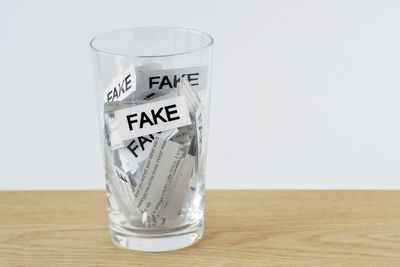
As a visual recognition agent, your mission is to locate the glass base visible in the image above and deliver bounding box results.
[109,221,203,252]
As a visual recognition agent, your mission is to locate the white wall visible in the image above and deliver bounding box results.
[1,0,400,190]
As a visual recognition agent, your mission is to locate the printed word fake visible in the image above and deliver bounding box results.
[149,73,199,90]
[126,105,180,130]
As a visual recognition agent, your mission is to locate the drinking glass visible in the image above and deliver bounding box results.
[90,27,213,251]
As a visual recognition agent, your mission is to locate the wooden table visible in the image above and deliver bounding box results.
[0,190,399,266]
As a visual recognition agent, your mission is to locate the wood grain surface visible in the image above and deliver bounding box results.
[0,190,399,266]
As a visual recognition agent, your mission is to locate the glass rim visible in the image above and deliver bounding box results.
[90,26,214,58]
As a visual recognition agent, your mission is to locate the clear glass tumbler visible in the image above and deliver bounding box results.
[90,27,213,251]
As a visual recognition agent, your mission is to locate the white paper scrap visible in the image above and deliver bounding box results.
[104,65,137,103]
[136,66,208,93]
[114,96,192,140]
[195,106,204,157]
[133,137,194,225]
[178,78,202,116]
[158,154,195,224]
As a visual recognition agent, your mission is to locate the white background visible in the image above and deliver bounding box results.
[1,0,400,190]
